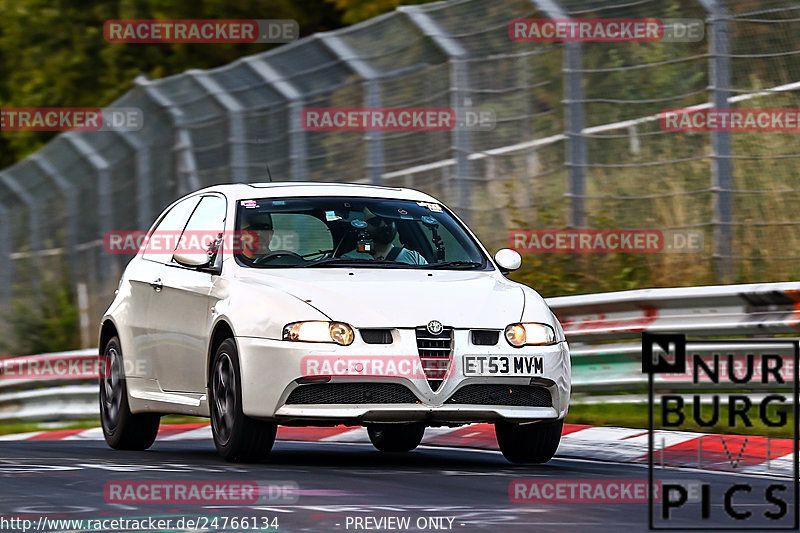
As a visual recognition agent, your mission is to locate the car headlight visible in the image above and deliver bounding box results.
[504,323,556,347]
[283,321,355,346]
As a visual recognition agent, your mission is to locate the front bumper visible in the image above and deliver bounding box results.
[235,329,571,424]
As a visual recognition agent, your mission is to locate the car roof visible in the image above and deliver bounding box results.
[192,182,441,203]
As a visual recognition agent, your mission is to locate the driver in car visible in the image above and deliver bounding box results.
[360,207,427,265]
[240,211,274,263]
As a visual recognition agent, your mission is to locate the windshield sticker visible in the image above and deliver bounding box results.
[242,200,259,209]
[325,210,342,221]
[417,202,443,212]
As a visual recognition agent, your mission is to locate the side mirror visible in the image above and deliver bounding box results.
[494,248,521,273]
[172,251,211,268]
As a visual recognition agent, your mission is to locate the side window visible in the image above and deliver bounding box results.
[143,197,201,264]
[176,196,227,263]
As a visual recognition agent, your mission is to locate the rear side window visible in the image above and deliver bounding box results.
[143,196,200,264]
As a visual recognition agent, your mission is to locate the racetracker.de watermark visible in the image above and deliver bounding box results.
[510,479,662,503]
[104,19,299,43]
[0,354,146,380]
[105,230,258,255]
[509,229,704,253]
[301,107,495,131]
[0,516,279,533]
[301,355,450,380]
[1,108,142,132]
[661,108,800,132]
[104,480,298,504]
[509,18,703,42]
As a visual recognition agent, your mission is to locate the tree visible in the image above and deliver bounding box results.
[0,0,345,168]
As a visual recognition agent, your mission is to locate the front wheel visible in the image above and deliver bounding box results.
[210,339,277,462]
[495,419,563,464]
[367,423,425,452]
[100,336,160,450]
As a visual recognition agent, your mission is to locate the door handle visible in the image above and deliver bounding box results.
[150,278,163,292]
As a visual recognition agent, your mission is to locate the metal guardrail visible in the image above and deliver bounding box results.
[1,281,797,421]
[549,282,798,402]
[0,350,99,421]
[549,281,800,341]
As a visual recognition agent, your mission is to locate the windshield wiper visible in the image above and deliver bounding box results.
[298,257,405,268]
[426,260,483,269]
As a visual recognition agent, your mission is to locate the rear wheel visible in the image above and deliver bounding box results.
[100,336,160,450]
[210,339,277,462]
[367,422,425,452]
[495,419,563,464]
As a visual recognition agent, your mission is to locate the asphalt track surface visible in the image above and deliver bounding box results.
[0,439,793,533]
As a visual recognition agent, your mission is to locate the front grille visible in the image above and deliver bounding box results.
[360,329,393,344]
[415,326,452,391]
[471,330,499,345]
[285,383,419,405]
[445,385,552,407]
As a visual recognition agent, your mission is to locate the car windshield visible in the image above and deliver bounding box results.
[234,196,489,269]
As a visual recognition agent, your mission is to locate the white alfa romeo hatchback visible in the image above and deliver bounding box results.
[99,182,571,463]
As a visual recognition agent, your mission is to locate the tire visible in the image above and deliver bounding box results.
[495,419,563,464]
[100,336,160,450]
[209,339,277,462]
[367,422,425,452]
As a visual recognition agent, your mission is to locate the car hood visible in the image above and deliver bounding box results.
[235,268,529,329]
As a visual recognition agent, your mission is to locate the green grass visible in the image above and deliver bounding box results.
[567,402,794,439]
[0,419,97,436]
[0,415,209,436]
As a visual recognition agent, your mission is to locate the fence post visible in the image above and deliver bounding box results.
[134,75,201,195]
[452,59,472,220]
[0,171,41,291]
[531,0,586,228]
[564,41,587,228]
[187,70,249,183]
[77,282,91,349]
[243,57,307,181]
[319,33,385,185]
[111,131,152,232]
[401,6,472,222]
[699,0,733,281]
[29,154,80,280]
[64,134,113,286]
[0,201,11,303]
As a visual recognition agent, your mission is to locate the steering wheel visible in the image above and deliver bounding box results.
[252,251,305,265]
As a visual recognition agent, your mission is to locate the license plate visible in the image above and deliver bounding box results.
[463,355,543,376]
